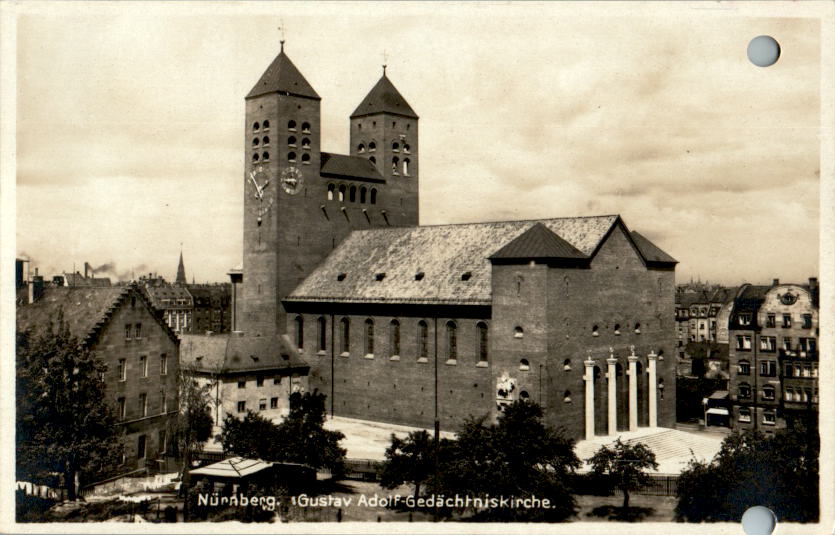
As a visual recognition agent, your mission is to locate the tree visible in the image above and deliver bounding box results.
[378,430,434,500]
[220,410,280,460]
[675,424,819,522]
[16,319,123,500]
[272,390,346,474]
[432,400,580,521]
[171,363,214,519]
[220,390,346,475]
[589,438,658,509]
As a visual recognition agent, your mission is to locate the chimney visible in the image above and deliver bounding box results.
[84,262,90,279]
[772,278,780,286]
[809,277,818,291]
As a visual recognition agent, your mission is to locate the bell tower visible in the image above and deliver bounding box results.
[240,42,322,337]
[349,67,419,226]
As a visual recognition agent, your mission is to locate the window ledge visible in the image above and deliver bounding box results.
[364,354,375,360]
[340,352,350,358]
[519,366,531,372]
[476,361,488,368]
[389,355,400,361]
[417,357,429,364]
[317,350,327,356]
[445,359,457,366]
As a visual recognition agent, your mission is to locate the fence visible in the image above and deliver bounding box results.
[634,474,679,496]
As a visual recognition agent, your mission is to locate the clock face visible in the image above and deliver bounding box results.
[281,166,304,195]
[248,165,274,220]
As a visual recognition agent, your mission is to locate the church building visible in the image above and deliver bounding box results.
[229,44,678,440]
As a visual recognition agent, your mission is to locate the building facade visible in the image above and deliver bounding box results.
[728,279,819,432]
[16,284,180,473]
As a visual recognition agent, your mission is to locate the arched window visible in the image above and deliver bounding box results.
[287,119,296,130]
[738,407,751,423]
[614,323,621,335]
[288,136,297,147]
[369,156,376,164]
[368,141,376,152]
[519,359,530,371]
[592,325,599,336]
[252,138,260,147]
[301,153,310,164]
[262,120,270,131]
[418,320,429,360]
[360,187,367,203]
[762,385,775,401]
[349,185,357,202]
[563,390,572,403]
[358,143,366,153]
[477,322,488,363]
[446,321,457,360]
[295,316,304,349]
[563,358,571,371]
[288,152,297,162]
[301,138,310,149]
[253,122,260,131]
[738,382,751,399]
[392,156,399,174]
[317,317,326,352]
[262,136,270,146]
[390,320,401,357]
[403,158,410,176]
[403,143,410,153]
[338,184,346,202]
[520,391,530,400]
[301,122,311,133]
[392,141,399,151]
[370,189,377,204]
[252,153,259,162]
[339,318,350,354]
[514,326,524,338]
[364,319,375,356]
[738,360,750,375]
[262,152,269,161]
[634,322,641,333]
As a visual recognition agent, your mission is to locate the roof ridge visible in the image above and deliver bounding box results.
[348,214,619,233]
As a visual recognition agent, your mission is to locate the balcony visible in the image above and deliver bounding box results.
[779,349,818,360]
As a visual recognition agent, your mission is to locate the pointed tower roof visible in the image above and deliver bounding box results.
[176,251,187,285]
[490,223,587,261]
[351,73,418,119]
[246,47,320,100]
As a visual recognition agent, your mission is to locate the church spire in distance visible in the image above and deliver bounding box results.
[176,249,186,285]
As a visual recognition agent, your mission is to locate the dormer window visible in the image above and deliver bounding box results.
[375,272,386,281]
[415,272,424,281]
[461,271,472,281]
[337,273,347,281]
[301,122,311,133]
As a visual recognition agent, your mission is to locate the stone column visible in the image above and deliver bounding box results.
[628,352,639,431]
[648,351,658,428]
[607,351,618,436]
[584,357,596,440]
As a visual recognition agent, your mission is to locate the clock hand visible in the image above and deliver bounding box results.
[248,175,264,198]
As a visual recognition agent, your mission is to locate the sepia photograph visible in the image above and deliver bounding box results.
[1,1,831,532]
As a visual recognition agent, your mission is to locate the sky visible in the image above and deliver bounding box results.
[11,3,821,286]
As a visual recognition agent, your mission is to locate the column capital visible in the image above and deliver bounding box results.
[584,358,596,368]
[606,357,618,366]
[648,350,658,361]
[628,355,639,363]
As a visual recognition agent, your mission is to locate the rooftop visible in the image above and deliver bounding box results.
[180,333,308,375]
[350,73,417,119]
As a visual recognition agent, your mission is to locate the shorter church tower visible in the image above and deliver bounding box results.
[350,68,419,225]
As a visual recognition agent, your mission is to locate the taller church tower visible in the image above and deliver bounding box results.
[239,46,418,337]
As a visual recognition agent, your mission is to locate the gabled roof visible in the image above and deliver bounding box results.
[490,222,586,261]
[320,153,384,181]
[180,333,308,375]
[287,216,618,305]
[246,50,320,100]
[16,284,179,347]
[63,272,112,287]
[351,74,417,119]
[630,231,678,265]
[190,457,273,479]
